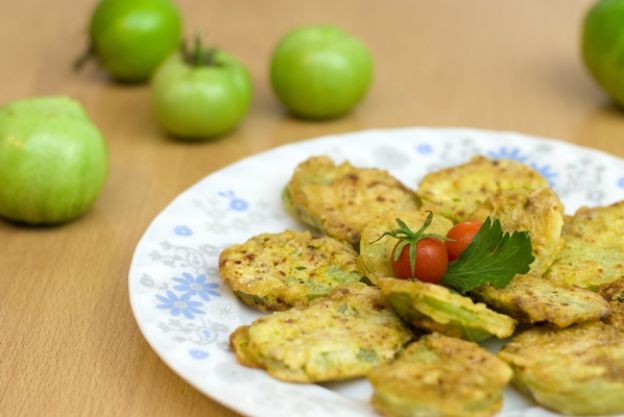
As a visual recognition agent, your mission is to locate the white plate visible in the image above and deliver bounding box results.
[129,127,624,417]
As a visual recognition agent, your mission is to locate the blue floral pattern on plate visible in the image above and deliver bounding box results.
[415,143,433,155]
[174,225,193,236]
[129,127,624,417]
[156,291,204,319]
[172,273,220,301]
[218,190,249,211]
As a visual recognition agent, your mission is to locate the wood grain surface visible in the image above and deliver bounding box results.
[1,1,622,416]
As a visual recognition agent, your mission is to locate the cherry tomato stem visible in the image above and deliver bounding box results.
[379,213,450,284]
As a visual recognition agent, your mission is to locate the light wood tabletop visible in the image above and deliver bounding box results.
[1,0,623,416]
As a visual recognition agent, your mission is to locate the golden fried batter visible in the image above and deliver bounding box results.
[358,210,453,284]
[229,326,260,368]
[476,273,610,328]
[230,283,413,382]
[368,333,512,417]
[219,229,362,312]
[284,156,420,245]
[545,200,624,289]
[598,277,624,330]
[469,188,613,328]
[417,156,549,222]
[499,322,624,416]
[469,187,564,277]
[378,277,516,341]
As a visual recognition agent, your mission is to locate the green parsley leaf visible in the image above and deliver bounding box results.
[441,217,534,294]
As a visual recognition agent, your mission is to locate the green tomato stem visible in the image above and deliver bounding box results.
[181,35,221,67]
[73,42,96,71]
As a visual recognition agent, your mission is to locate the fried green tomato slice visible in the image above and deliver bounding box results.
[416,156,549,222]
[476,273,610,328]
[598,277,624,330]
[358,210,453,284]
[229,282,413,382]
[499,322,624,416]
[377,277,515,341]
[283,156,420,245]
[545,200,624,289]
[219,229,362,312]
[469,187,564,277]
[229,326,261,368]
[368,333,512,417]
[469,189,610,327]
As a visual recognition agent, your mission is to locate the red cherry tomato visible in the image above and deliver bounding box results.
[391,238,448,283]
[445,221,483,261]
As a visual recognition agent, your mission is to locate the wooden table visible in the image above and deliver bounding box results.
[1,0,621,416]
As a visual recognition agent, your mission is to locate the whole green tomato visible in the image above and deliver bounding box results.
[582,0,624,106]
[79,0,182,82]
[151,41,252,139]
[0,97,108,225]
[270,25,373,119]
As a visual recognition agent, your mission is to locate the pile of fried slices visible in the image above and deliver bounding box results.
[218,155,624,417]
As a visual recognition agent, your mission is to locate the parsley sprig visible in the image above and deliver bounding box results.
[442,217,534,294]
[372,211,449,277]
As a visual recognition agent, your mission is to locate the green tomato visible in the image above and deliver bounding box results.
[0,97,108,225]
[270,25,373,119]
[582,0,624,106]
[151,43,252,139]
[85,0,182,82]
